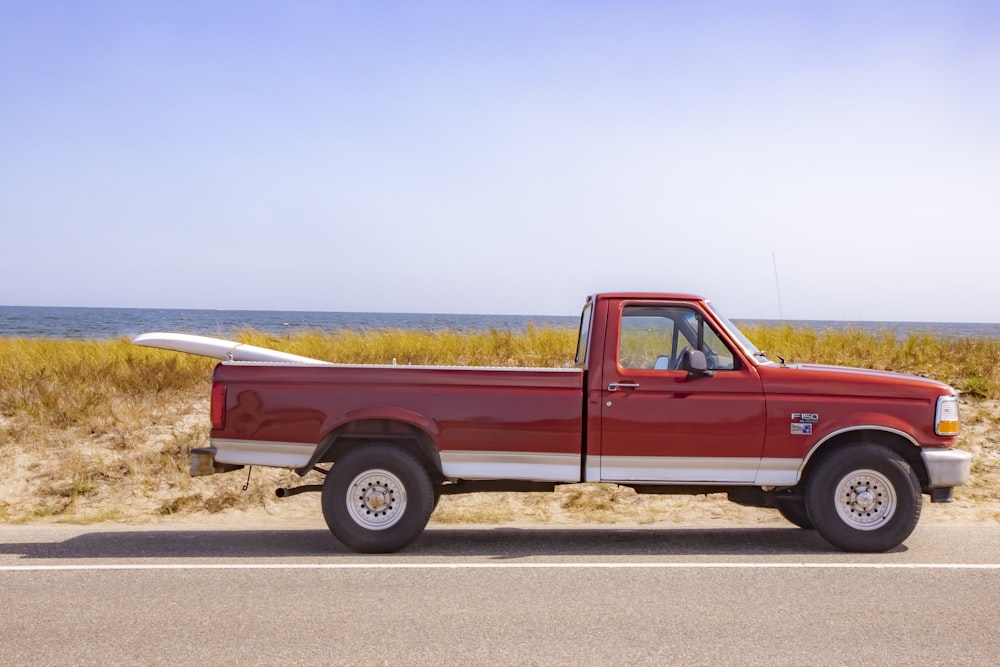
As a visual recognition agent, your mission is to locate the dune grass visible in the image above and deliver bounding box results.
[0,324,997,523]
[0,338,213,425]
[237,324,578,368]
[743,325,1000,398]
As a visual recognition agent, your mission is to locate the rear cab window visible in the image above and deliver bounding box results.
[574,300,593,367]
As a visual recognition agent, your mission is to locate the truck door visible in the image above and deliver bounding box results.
[599,301,766,483]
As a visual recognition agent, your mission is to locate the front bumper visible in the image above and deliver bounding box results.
[921,447,973,489]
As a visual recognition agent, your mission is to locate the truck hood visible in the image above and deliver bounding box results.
[756,362,954,400]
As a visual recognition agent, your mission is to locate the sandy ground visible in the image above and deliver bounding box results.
[1,397,997,530]
[132,484,998,532]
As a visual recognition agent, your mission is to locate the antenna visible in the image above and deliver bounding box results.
[772,252,784,322]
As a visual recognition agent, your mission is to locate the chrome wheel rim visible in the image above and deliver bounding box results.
[346,469,406,531]
[834,469,896,531]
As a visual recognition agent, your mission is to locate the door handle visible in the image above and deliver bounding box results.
[608,382,640,392]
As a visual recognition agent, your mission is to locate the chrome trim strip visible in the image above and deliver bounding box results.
[811,425,920,452]
[754,458,803,486]
[599,456,760,483]
[211,438,317,468]
[921,448,972,488]
[440,451,581,482]
[800,425,921,474]
[443,453,806,486]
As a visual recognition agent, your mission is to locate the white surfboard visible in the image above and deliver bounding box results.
[131,332,331,364]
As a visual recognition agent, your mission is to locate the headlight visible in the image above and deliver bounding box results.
[935,395,960,436]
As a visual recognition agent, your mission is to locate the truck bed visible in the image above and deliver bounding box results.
[211,362,586,482]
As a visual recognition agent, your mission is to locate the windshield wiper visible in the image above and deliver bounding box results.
[756,351,786,365]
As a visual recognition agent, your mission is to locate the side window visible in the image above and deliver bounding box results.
[700,319,737,370]
[619,308,677,369]
[619,305,737,371]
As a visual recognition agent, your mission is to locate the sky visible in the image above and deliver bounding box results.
[1,1,998,322]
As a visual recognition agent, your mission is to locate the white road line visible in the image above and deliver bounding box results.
[1,562,999,572]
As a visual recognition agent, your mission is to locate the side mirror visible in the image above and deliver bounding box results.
[679,349,715,377]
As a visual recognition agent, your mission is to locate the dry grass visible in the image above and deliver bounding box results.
[238,324,578,367]
[0,326,998,526]
[745,325,1000,398]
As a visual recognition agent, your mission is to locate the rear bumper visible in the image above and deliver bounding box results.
[921,447,972,489]
[189,447,242,477]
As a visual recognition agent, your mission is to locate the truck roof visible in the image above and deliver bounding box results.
[593,292,706,302]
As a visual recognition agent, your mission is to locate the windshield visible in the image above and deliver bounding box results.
[707,302,771,363]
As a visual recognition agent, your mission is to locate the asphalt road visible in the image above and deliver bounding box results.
[1,523,998,666]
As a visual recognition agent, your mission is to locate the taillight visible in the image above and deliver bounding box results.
[935,395,960,436]
[211,383,226,430]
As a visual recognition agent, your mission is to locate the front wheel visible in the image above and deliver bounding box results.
[322,444,434,553]
[775,494,813,530]
[805,443,921,552]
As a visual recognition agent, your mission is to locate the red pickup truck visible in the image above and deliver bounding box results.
[135,292,971,554]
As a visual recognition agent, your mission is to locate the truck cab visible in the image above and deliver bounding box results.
[581,293,969,551]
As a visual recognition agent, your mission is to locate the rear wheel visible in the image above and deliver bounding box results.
[805,443,921,552]
[322,444,434,553]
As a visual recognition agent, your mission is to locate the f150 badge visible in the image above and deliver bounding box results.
[791,412,819,435]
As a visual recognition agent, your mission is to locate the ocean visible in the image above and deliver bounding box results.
[0,305,579,340]
[1,305,999,340]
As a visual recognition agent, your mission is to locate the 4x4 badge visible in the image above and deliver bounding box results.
[790,412,818,436]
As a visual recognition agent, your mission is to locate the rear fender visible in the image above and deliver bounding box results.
[298,408,442,480]
[328,406,441,439]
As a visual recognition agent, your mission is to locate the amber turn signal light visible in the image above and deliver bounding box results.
[935,395,960,436]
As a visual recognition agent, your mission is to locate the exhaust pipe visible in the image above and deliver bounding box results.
[275,484,323,498]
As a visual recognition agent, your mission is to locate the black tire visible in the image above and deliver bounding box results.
[776,494,813,530]
[322,444,434,553]
[805,443,921,553]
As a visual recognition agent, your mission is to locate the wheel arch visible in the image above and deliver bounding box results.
[297,417,444,484]
[799,427,929,489]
